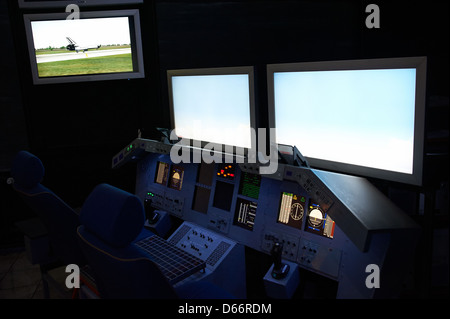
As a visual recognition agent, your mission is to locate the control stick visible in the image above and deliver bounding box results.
[271,242,290,279]
[144,198,160,224]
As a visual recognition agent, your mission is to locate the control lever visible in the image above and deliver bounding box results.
[144,198,160,224]
[271,242,290,280]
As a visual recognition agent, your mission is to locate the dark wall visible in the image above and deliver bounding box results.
[0,0,28,171]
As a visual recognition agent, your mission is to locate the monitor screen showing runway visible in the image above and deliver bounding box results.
[30,17,134,77]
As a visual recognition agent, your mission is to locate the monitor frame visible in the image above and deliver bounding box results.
[23,9,145,85]
[167,66,257,158]
[267,57,427,186]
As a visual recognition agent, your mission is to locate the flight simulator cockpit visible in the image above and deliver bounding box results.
[111,57,425,299]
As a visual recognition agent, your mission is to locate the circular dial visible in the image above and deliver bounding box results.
[290,203,304,221]
[308,208,324,228]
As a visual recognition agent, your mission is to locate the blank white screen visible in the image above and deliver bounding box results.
[172,74,252,148]
[274,68,416,174]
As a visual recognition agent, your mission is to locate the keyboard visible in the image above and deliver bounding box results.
[135,235,206,285]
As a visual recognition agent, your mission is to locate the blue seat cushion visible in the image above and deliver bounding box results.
[11,151,45,189]
[80,183,145,248]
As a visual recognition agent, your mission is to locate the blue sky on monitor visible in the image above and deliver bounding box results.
[31,17,131,49]
[274,68,416,174]
[172,74,252,149]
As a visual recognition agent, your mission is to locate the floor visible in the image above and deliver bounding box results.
[0,248,69,299]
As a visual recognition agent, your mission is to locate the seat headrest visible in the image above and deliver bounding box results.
[80,183,145,248]
[11,151,45,189]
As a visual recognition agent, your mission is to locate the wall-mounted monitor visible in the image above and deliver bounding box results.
[23,9,145,84]
[167,66,256,153]
[267,57,427,185]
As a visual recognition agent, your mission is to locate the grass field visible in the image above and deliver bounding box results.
[37,53,133,77]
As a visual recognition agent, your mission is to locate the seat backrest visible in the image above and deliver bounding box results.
[11,150,85,266]
[77,183,178,299]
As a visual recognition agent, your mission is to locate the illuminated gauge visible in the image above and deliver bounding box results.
[290,203,304,221]
[308,208,324,228]
[172,172,181,181]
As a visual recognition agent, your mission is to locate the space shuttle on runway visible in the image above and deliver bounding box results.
[66,37,101,53]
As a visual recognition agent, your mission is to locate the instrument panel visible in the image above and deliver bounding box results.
[123,139,419,298]
[136,153,346,281]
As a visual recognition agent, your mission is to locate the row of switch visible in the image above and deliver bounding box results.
[190,229,214,242]
[179,243,207,255]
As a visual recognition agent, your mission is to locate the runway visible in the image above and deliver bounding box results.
[36,48,131,63]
